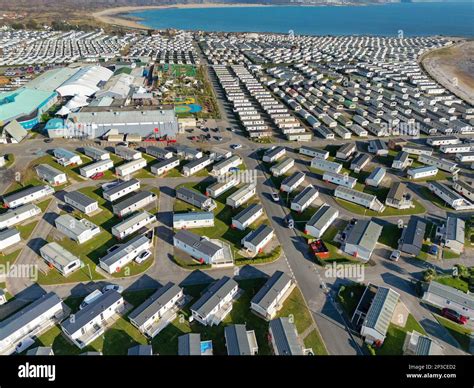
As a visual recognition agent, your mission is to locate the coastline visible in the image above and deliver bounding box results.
[93,3,272,30]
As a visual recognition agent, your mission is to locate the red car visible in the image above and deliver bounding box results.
[91,172,104,180]
[441,308,468,324]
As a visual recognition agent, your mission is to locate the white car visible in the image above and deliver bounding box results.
[102,284,124,294]
[231,144,242,150]
[389,250,401,262]
[79,289,103,310]
[271,192,280,202]
[135,250,152,264]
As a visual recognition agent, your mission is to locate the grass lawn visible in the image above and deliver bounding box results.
[378,223,403,250]
[435,314,472,353]
[0,249,21,266]
[435,276,469,293]
[442,248,461,259]
[374,314,426,356]
[0,282,13,300]
[337,282,366,317]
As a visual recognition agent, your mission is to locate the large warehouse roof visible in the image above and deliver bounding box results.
[56,65,113,97]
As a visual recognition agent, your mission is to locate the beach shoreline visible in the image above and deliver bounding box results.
[93,3,272,30]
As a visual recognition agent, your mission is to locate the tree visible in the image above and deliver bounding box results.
[423,268,436,282]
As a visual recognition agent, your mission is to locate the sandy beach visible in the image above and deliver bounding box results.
[93,3,271,30]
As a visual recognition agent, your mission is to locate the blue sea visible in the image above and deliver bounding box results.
[130,2,474,37]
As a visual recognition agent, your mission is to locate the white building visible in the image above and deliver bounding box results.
[0,204,41,230]
[39,242,82,277]
[311,158,343,173]
[182,157,213,177]
[365,167,386,188]
[0,228,21,251]
[418,154,459,174]
[422,281,473,319]
[280,171,305,193]
[323,171,357,189]
[114,146,142,161]
[129,283,184,338]
[52,148,82,166]
[79,159,114,178]
[211,155,242,176]
[290,185,319,213]
[250,271,295,320]
[55,214,101,244]
[61,291,125,349]
[83,146,110,161]
[103,179,140,202]
[2,185,54,208]
[299,146,328,160]
[99,235,151,274]
[150,157,180,176]
[270,157,294,177]
[63,191,99,215]
[35,164,67,186]
[231,204,264,231]
[112,191,157,218]
[453,180,474,202]
[226,184,256,208]
[173,230,225,265]
[112,211,156,240]
[0,293,66,355]
[146,146,174,160]
[305,204,339,238]
[241,225,274,255]
[334,186,385,212]
[190,276,239,326]
[173,212,214,229]
[392,151,412,170]
[428,182,471,210]
[115,158,147,178]
[206,176,239,198]
[263,146,286,163]
[407,165,439,180]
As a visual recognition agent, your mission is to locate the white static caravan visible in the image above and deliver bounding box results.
[52,148,82,167]
[206,176,239,199]
[83,146,110,161]
[0,228,21,251]
[365,167,386,188]
[290,185,319,213]
[211,155,242,176]
[418,154,459,174]
[440,144,472,154]
[173,212,215,229]
[241,225,274,255]
[182,157,213,177]
[111,211,156,240]
[280,172,305,193]
[428,182,470,210]
[311,158,343,174]
[55,214,101,244]
[115,158,147,178]
[231,204,264,231]
[323,171,357,189]
[304,204,339,238]
[226,184,256,208]
[39,242,81,277]
[146,146,174,160]
[453,180,474,202]
[0,204,41,230]
[103,179,140,202]
[80,159,114,178]
[63,191,98,215]
[270,157,294,177]
[427,136,460,146]
[151,157,180,176]
[299,146,329,160]
[407,166,439,180]
[99,235,151,274]
[263,146,286,163]
[456,152,474,163]
[334,186,385,212]
[114,146,142,161]
[2,185,55,209]
[35,164,67,186]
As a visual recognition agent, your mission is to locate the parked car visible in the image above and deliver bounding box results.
[135,250,152,264]
[91,172,104,180]
[441,308,468,325]
[79,290,103,310]
[428,245,439,255]
[102,284,124,294]
[15,337,35,354]
[44,138,54,143]
[389,250,401,262]
[231,144,242,150]
[117,141,129,147]
[214,136,223,141]
[271,192,280,202]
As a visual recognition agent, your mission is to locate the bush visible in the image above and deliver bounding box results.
[235,246,282,266]
[423,268,436,282]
